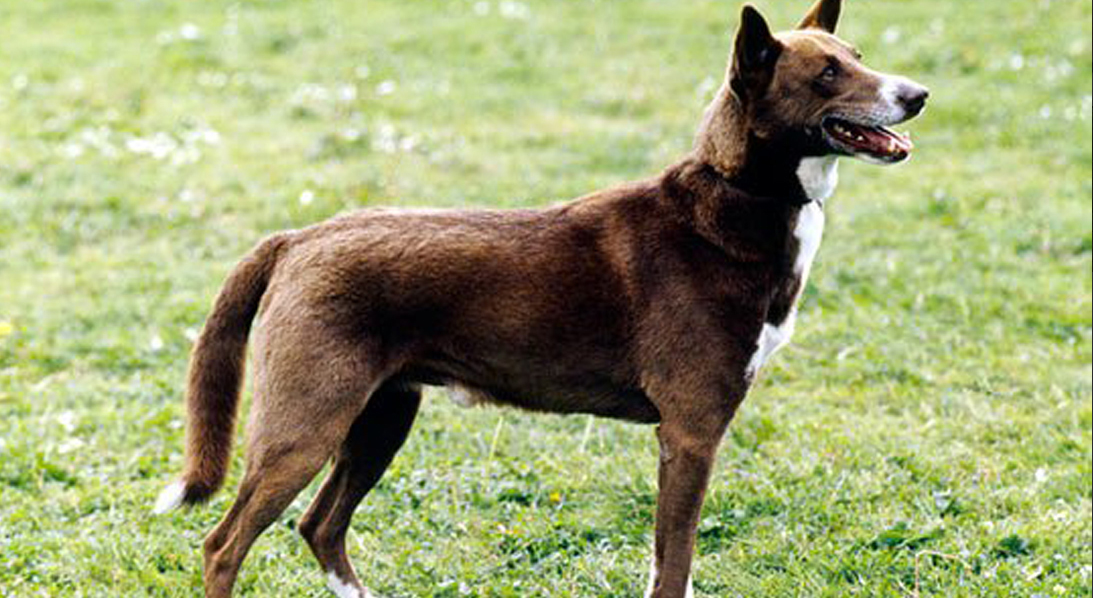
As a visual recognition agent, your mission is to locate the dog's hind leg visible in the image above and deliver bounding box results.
[201,419,338,597]
[201,342,387,598]
[298,381,422,598]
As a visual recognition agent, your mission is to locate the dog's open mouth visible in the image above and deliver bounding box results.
[822,117,912,163]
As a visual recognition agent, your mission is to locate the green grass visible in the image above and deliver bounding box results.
[0,0,1089,596]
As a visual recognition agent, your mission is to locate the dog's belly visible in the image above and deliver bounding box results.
[449,382,660,423]
[397,363,660,423]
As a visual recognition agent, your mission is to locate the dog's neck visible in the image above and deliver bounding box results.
[692,85,827,204]
[692,86,750,180]
[695,86,747,176]
[658,83,841,256]
[660,157,799,261]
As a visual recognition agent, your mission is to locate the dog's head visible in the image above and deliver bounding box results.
[728,0,928,164]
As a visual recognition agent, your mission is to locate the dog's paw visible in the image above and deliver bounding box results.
[326,571,383,598]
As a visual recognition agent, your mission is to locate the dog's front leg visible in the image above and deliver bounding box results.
[645,418,728,598]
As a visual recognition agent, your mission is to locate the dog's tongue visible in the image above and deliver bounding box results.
[828,119,913,161]
[859,124,912,157]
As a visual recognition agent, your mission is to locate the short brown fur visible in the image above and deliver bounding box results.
[161,1,928,596]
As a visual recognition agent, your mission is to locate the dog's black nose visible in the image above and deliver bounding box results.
[899,85,929,117]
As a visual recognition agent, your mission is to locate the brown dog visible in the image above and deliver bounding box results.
[155,1,927,596]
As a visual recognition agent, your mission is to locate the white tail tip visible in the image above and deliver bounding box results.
[153,480,186,514]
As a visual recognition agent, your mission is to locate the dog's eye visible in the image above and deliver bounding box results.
[819,66,839,81]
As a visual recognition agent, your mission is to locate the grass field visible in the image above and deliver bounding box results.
[1,0,1090,596]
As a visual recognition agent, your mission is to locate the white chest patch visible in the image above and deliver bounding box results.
[796,156,838,203]
[747,164,831,379]
[746,314,796,379]
[793,201,825,280]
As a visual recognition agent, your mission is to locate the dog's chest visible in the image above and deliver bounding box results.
[786,157,834,293]
[745,159,833,378]
[790,157,835,287]
[791,200,825,282]
[796,156,838,204]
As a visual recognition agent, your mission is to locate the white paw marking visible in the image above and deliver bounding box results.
[644,555,693,598]
[326,571,367,598]
[153,480,186,514]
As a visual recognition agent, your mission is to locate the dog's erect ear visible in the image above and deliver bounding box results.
[730,5,781,101]
[797,0,841,33]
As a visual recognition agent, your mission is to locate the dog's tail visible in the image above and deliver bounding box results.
[154,233,291,514]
